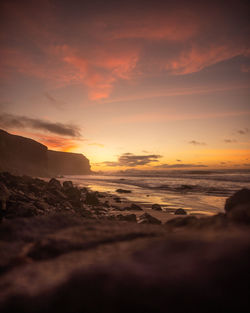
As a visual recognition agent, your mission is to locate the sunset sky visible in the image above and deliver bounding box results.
[0,0,250,171]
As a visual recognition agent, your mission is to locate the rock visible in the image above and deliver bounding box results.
[114,197,121,203]
[152,204,162,211]
[48,178,62,189]
[225,189,250,213]
[165,216,198,228]
[112,206,125,211]
[80,187,88,193]
[54,189,68,200]
[63,181,74,189]
[117,214,137,222]
[64,187,81,207]
[179,185,194,191]
[84,192,99,206]
[138,213,161,224]
[0,182,10,211]
[6,202,38,218]
[129,203,143,211]
[224,189,250,224]
[116,189,132,194]
[175,208,187,215]
[103,201,110,208]
[28,183,44,194]
[35,200,50,211]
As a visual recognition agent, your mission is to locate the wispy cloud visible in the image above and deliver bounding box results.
[224,139,238,143]
[189,140,207,146]
[154,163,208,168]
[237,128,249,135]
[44,92,65,109]
[0,113,81,137]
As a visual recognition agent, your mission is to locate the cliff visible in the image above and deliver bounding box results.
[0,129,48,176]
[0,129,91,176]
[48,150,91,176]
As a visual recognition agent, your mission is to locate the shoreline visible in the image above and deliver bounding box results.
[52,176,216,223]
[53,175,228,217]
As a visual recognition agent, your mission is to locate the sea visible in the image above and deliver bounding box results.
[63,170,250,216]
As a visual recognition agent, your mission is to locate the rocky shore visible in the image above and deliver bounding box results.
[0,172,250,313]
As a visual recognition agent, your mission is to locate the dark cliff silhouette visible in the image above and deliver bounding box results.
[0,129,91,176]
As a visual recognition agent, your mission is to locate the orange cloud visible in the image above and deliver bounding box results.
[38,135,79,152]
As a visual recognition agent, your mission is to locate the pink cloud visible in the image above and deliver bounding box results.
[166,45,249,75]
[1,0,249,100]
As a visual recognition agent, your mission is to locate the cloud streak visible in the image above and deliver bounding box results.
[154,163,208,168]
[224,139,238,143]
[0,113,81,137]
[189,140,207,146]
[237,128,249,135]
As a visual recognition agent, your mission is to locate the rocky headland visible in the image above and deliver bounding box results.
[0,172,250,313]
[0,129,91,176]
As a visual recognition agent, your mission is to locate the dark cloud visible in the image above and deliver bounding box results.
[44,92,64,109]
[0,113,81,137]
[176,159,182,162]
[100,153,162,167]
[189,140,207,146]
[224,139,238,143]
[118,153,162,166]
[237,128,249,135]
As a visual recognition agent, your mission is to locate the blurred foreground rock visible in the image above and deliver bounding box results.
[0,173,249,313]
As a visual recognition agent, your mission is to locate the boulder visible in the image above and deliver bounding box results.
[129,203,143,211]
[165,216,198,228]
[114,197,121,203]
[116,189,132,194]
[225,189,250,213]
[175,208,187,215]
[138,213,161,224]
[63,181,74,189]
[64,187,82,208]
[0,182,10,211]
[48,178,61,190]
[225,189,250,224]
[6,202,38,218]
[84,192,99,206]
[116,214,137,222]
[152,204,162,211]
[103,201,110,208]
[35,200,50,211]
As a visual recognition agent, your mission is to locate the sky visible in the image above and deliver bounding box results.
[0,0,250,172]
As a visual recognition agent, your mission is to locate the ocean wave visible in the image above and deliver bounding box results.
[69,176,239,196]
